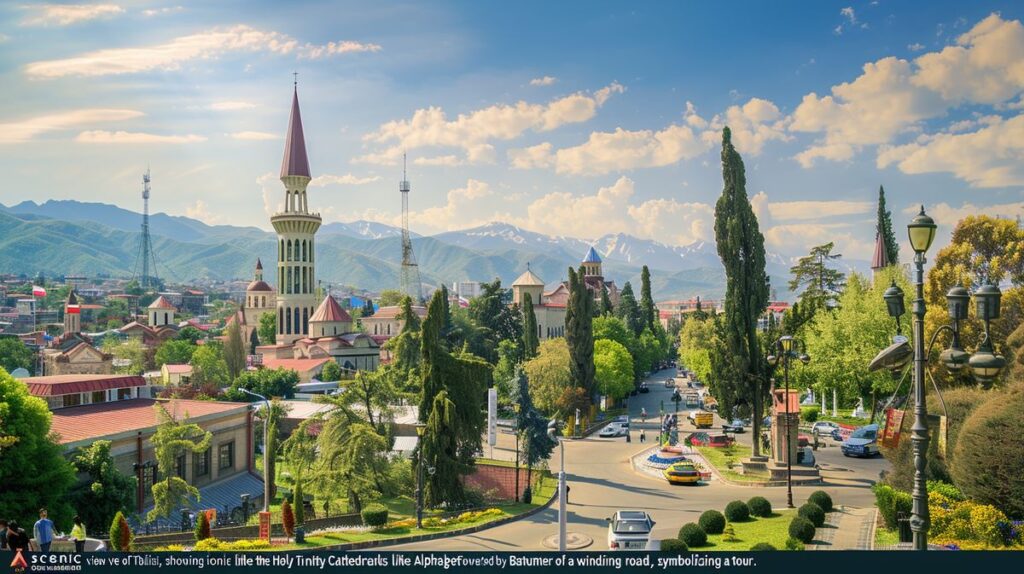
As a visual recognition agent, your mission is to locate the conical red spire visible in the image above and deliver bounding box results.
[871,232,889,270]
[280,86,311,178]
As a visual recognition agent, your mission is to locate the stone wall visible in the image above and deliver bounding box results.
[464,463,542,501]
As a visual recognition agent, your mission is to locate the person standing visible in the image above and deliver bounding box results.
[0,519,9,550]
[640,429,646,443]
[70,516,86,553]
[6,521,29,552]
[33,509,54,553]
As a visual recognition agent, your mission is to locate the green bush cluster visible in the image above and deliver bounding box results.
[801,407,819,423]
[193,538,271,551]
[698,510,726,534]
[808,491,833,513]
[678,523,707,547]
[750,542,777,551]
[788,517,815,544]
[747,496,772,518]
[724,500,750,522]
[929,492,1011,548]
[927,481,965,501]
[360,504,389,528]
[659,538,688,552]
[798,503,825,527]
[873,484,912,529]
[784,537,805,551]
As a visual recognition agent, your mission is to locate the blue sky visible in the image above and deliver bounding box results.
[1,0,1023,261]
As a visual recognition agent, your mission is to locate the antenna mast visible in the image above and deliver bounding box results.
[399,154,423,303]
[132,168,160,290]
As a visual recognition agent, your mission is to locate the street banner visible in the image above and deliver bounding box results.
[258,511,270,541]
[837,423,856,441]
[881,409,905,448]
[487,387,497,447]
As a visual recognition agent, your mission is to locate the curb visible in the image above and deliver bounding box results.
[313,482,559,551]
[629,445,822,488]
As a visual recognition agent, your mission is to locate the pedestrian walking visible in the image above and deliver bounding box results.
[6,521,29,552]
[70,516,87,553]
[640,429,646,443]
[641,407,647,422]
[33,508,54,553]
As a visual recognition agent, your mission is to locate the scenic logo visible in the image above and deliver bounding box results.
[9,549,27,573]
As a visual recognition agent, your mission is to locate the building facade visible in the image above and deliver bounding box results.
[511,267,566,340]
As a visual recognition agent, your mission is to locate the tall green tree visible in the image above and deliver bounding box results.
[223,320,247,382]
[594,339,634,400]
[788,242,847,312]
[523,338,572,414]
[876,186,899,266]
[258,312,277,346]
[640,265,656,331]
[154,339,196,368]
[522,292,539,360]
[714,127,770,455]
[147,403,212,522]
[600,285,614,316]
[615,281,643,335]
[565,267,596,398]
[379,289,404,307]
[0,370,76,528]
[68,441,137,536]
[0,338,33,374]
[512,368,556,500]
[176,326,205,344]
[468,279,523,361]
[190,344,228,387]
[223,367,299,401]
[103,338,148,375]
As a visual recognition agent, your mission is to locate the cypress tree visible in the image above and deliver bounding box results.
[640,265,656,331]
[615,282,643,336]
[713,127,770,456]
[877,186,899,266]
[522,292,539,359]
[600,285,614,316]
[565,267,596,398]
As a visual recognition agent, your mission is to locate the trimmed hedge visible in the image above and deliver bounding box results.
[660,538,688,552]
[750,542,777,551]
[698,510,726,535]
[747,496,772,518]
[798,503,826,527]
[788,516,816,544]
[808,490,833,513]
[724,500,751,522]
[678,523,707,547]
[360,504,389,527]
[873,484,912,529]
[801,407,819,423]
[785,537,805,551]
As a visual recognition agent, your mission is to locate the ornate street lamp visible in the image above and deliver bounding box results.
[969,283,1006,385]
[415,423,426,529]
[766,336,809,509]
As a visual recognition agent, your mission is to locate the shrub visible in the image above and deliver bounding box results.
[798,503,826,527]
[522,486,532,504]
[678,523,707,547]
[660,538,688,552]
[788,517,815,544]
[951,385,1024,519]
[927,481,965,501]
[784,537,805,551]
[721,524,737,542]
[808,490,833,513]
[193,510,211,542]
[750,542,777,551]
[747,496,772,518]
[873,484,912,529]
[360,503,389,528]
[108,511,133,552]
[698,510,726,534]
[154,544,185,551]
[724,500,750,522]
[292,481,304,526]
[281,499,295,538]
[801,407,819,423]
[929,495,1010,547]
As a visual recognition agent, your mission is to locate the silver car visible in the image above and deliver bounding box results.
[607,510,655,550]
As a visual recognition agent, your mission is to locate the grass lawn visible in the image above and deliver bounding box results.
[697,510,797,551]
[815,410,873,428]
[874,526,899,548]
[695,445,770,483]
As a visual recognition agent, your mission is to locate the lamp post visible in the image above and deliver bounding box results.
[547,419,566,552]
[415,423,426,529]
[513,404,521,503]
[879,206,1005,551]
[767,335,810,509]
[240,388,271,512]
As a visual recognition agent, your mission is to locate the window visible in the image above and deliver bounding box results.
[174,453,187,479]
[141,464,156,495]
[286,240,292,261]
[118,387,133,400]
[91,390,106,404]
[62,394,82,408]
[194,450,210,478]
[218,442,234,470]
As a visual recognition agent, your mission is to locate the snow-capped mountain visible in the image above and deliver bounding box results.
[319,220,412,239]
[433,221,591,258]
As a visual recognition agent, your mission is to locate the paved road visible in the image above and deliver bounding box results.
[388,368,888,551]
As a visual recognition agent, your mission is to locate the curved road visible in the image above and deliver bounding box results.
[388,369,888,551]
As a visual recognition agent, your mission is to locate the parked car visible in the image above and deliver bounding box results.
[607,511,656,550]
[687,432,735,448]
[810,421,842,441]
[702,396,719,411]
[662,462,701,485]
[664,378,676,388]
[722,419,747,433]
[600,422,629,438]
[687,410,713,429]
[612,415,630,425]
[841,424,880,457]
[639,382,650,393]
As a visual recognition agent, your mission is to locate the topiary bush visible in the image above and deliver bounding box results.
[927,480,965,501]
[951,384,1024,519]
[788,516,815,544]
[721,524,737,542]
[784,537,805,551]
[724,500,751,522]
[193,510,211,542]
[678,523,707,547]
[808,490,833,513]
[747,496,772,517]
[750,542,777,551]
[360,503,389,528]
[108,511,133,552]
[281,499,295,538]
[798,503,826,527]
[660,538,688,552]
[801,407,819,423]
[873,484,912,529]
[698,510,726,534]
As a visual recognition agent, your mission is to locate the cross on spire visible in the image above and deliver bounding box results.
[293,71,298,87]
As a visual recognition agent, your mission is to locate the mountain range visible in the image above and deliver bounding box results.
[0,200,870,301]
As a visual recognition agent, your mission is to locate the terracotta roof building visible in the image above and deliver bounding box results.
[22,373,148,410]
[511,265,567,340]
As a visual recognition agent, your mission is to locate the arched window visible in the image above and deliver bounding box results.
[387,323,391,335]
[286,267,292,294]
[302,268,307,294]
[286,307,292,335]
[293,267,300,294]
[279,307,284,334]
[279,239,284,261]
[286,240,292,262]
[302,307,308,335]
[294,240,300,261]
[302,240,307,262]
[374,324,378,335]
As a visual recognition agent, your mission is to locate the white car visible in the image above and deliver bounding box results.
[607,510,655,550]
[810,421,841,440]
[599,422,629,438]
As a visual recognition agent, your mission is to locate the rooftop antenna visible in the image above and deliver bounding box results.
[399,153,424,304]
[131,167,160,291]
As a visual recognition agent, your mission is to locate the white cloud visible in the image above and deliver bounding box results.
[530,76,557,87]
[876,113,1024,187]
[553,124,708,175]
[508,143,555,169]
[701,97,790,156]
[765,199,873,221]
[309,173,381,186]
[751,191,876,258]
[0,108,142,143]
[413,155,463,167]
[24,25,380,78]
[841,7,857,25]
[75,130,206,144]
[185,200,222,224]
[902,201,1024,226]
[354,83,625,166]
[21,3,124,26]
[142,6,184,17]
[408,179,495,232]
[209,101,257,111]
[908,42,925,52]
[229,131,280,140]
[301,40,382,59]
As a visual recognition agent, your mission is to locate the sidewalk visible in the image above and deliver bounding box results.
[808,506,876,550]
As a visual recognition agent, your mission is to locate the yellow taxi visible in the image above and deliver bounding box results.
[662,462,701,485]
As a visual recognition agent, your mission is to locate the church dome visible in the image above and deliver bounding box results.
[247,280,274,292]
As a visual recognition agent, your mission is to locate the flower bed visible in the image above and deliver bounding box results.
[646,453,689,468]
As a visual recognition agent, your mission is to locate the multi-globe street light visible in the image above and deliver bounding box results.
[767,335,810,510]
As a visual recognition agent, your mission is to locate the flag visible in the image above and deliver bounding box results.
[66,303,81,314]
[32,285,46,297]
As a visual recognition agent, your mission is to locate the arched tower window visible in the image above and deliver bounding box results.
[286,240,292,262]
[286,267,292,295]
[300,307,307,335]
[279,239,284,261]
[302,240,307,262]
[279,307,284,334]
[261,296,266,307]
[294,240,300,261]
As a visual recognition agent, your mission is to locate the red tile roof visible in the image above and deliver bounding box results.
[368,305,427,320]
[148,295,176,310]
[162,364,193,375]
[261,357,330,373]
[49,398,250,445]
[247,280,273,292]
[22,374,145,397]
[310,295,351,323]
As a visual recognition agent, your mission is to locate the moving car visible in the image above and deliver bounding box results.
[662,462,701,485]
[702,396,718,411]
[722,419,747,433]
[664,378,676,388]
[639,382,650,393]
[607,511,656,550]
[599,422,629,438]
[841,424,880,457]
[810,421,842,441]
[687,432,735,448]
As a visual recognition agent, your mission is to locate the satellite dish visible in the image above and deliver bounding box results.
[10,368,30,379]
[868,340,913,373]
